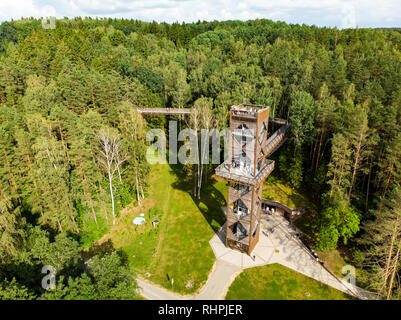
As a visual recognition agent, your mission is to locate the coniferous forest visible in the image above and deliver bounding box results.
[0,17,401,299]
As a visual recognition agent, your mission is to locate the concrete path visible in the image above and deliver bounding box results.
[259,213,371,298]
[137,278,188,300]
[138,260,241,300]
[137,212,378,300]
[194,259,242,300]
[209,213,376,299]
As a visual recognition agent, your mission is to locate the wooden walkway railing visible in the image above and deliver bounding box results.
[261,199,305,222]
[137,107,290,126]
[137,107,191,115]
[137,107,290,155]
[264,122,291,157]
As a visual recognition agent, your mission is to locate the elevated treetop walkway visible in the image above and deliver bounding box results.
[136,108,290,151]
[137,106,288,122]
[136,107,191,115]
[136,107,289,125]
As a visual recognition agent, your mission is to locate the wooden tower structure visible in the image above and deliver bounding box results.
[215,104,279,254]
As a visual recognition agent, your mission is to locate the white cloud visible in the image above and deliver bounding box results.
[0,0,400,28]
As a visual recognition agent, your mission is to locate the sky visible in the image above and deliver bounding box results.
[0,0,400,29]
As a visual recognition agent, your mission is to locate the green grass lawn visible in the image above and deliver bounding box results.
[263,177,312,209]
[92,164,354,298]
[263,176,320,242]
[102,163,227,294]
[225,263,352,300]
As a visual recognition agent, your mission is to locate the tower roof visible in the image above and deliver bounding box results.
[231,104,270,120]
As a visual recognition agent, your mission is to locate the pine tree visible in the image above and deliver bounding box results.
[358,187,401,299]
[346,101,374,199]
[0,188,23,260]
[118,102,149,205]
[311,83,337,175]
[27,115,78,233]
[327,133,352,199]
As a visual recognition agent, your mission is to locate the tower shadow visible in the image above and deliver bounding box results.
[169,163,226,234]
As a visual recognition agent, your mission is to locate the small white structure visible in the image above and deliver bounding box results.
[133,217,145,225]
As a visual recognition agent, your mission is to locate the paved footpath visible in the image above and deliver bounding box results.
[137,259,241,300]
[137,278,186,300]
[194,259,242,300]
[258,214,378,300]
[137,212,379,300]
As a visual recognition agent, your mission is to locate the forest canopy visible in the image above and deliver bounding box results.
[0,17,401,299]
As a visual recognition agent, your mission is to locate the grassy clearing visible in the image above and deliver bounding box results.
[90,164,353,298]
[263,176,312,209]
[263,176,319,241]
[93,163,227,294]
[225,263,352,300]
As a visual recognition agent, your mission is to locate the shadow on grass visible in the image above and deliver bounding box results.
[83,238,131,268]
[83,238,115,260]
[169,162,226,234]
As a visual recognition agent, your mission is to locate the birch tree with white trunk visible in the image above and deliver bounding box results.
[188,105,201,197]
[189,97,214,199]
[98,128,128,225]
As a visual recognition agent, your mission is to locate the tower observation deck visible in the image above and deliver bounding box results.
[215,104,290,254]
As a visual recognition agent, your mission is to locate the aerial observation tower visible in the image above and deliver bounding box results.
[215,104,288,255]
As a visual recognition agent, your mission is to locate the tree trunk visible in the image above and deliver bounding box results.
[337,160,345,192]
[140,183,144,199]
[315,122,326,175]
[329,162,339,200]
[374,146,385,189]
[135,171,140,205]
[57,218,63,233]
[3,148,20,204]
[382,216,398,295]
[108,172,115,224]
[311,134,318,167]
[386,242,400,300]
[80,159,97,225]
[58,122,70,162]
[70,213,80,233]
[365,156,373,211]
[382,162,394,200]
[348,135,362,199]
[90,82,96,109]
[25,153,43,217]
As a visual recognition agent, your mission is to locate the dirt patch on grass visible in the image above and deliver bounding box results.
[317,245,355,279]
